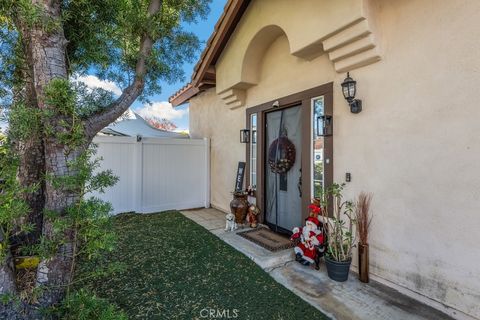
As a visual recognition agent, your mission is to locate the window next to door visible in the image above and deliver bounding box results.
[250,113,257,191]
[311,95,333,200]
[312,96,324,198]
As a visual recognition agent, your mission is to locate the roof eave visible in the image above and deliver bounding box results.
[169,83,200,107]
[169,0,250,107]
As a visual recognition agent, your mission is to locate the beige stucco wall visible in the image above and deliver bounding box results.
[189,0,480,318]
[189,90,246,212]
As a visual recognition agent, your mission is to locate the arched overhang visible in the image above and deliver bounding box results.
[215,0,382,109]
[241,25,291,86]
[169,0,382,108]
[218,25,292,108]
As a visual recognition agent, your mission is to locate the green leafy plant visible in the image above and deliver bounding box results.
[319,183,357,262]
[29,146,119,287]
[53,289,127,320]
[0,134,35,263]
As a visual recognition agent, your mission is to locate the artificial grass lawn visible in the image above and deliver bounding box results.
[77,211,328,319]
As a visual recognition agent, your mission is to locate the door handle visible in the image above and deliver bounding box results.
[297,168,302,198]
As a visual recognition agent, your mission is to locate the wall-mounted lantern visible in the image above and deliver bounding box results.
[316,115,333,136]
[240,129,250,143]
[341,72,362,114]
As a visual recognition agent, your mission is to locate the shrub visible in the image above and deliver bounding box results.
[54,289,127,320]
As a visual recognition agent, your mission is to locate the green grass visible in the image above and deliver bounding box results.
[77,211,328,320]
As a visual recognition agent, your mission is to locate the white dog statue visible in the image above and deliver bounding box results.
[225,213,237,232]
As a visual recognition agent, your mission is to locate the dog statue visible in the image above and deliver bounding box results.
[225,213,237,232]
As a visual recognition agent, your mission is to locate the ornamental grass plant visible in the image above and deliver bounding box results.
[355,192,373,245]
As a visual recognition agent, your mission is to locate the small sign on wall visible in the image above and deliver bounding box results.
[235,162,246,192]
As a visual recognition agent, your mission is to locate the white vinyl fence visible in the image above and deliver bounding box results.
[91,136,210,214]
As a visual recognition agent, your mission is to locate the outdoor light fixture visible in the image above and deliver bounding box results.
[240,129,250,143]
[341,72,362,114]
[316,115,333,136]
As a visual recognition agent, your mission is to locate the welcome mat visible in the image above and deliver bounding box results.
[237,227,294,252]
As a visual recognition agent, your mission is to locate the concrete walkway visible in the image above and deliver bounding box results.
[181,208,455,320]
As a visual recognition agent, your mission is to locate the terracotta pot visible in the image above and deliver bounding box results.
[358,243,369,283]
[230,193,248,224]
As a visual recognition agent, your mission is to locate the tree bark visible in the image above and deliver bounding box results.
[27,0,75,307]
[0,14,45,316]
[13,54,45,246]
[0,252,24,319]
[35,144,80,306]
[0,231,16,296]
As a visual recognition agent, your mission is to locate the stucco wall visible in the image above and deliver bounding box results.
[189,90,246,213]
[188,0,480,318]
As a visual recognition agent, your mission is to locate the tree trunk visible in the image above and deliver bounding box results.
[0,26,45,320]
[35,143,79,306]
[16,136,45,245]
[27,0,74,307]
[13,66,45,246]
[0,256,22,319]
[0,234,16,295]
[0,230,27,319]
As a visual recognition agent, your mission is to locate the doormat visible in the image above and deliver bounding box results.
[237,227,294,252]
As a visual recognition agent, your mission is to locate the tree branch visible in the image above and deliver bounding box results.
[84,0,162,139]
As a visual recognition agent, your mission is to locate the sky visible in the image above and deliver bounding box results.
[77,1,226,132]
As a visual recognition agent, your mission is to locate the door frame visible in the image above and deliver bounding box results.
[245,82,333,226]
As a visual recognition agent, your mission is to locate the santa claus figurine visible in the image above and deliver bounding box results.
[290,216,324,266]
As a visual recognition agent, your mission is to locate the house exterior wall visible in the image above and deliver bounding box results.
[188,0,480,318]
[189,90,246,212]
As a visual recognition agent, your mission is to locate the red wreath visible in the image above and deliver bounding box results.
[268,137,296,174]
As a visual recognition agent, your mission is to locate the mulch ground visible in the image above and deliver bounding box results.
[77,211,328,319]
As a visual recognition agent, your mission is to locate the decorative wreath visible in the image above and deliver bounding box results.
[268,137,296,174]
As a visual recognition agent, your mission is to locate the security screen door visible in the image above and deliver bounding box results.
[264,105,302,233]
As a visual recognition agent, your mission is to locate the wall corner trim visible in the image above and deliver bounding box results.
[218,87,247,109]
[322,18,381,73]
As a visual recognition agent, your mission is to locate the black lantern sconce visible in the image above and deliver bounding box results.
[316,115,333,136]
[341,72,362,114]
[240,129,250,143]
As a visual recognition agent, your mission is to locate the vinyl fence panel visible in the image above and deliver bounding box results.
[91,136,210,214]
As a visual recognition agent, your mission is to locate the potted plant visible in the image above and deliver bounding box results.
[355,192,373,283]
[319,183,357,282]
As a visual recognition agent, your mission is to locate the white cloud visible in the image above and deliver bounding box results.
[73,75,122,96]
[136,101,187,121]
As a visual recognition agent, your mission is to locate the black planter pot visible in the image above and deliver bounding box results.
[325,256,352,282]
